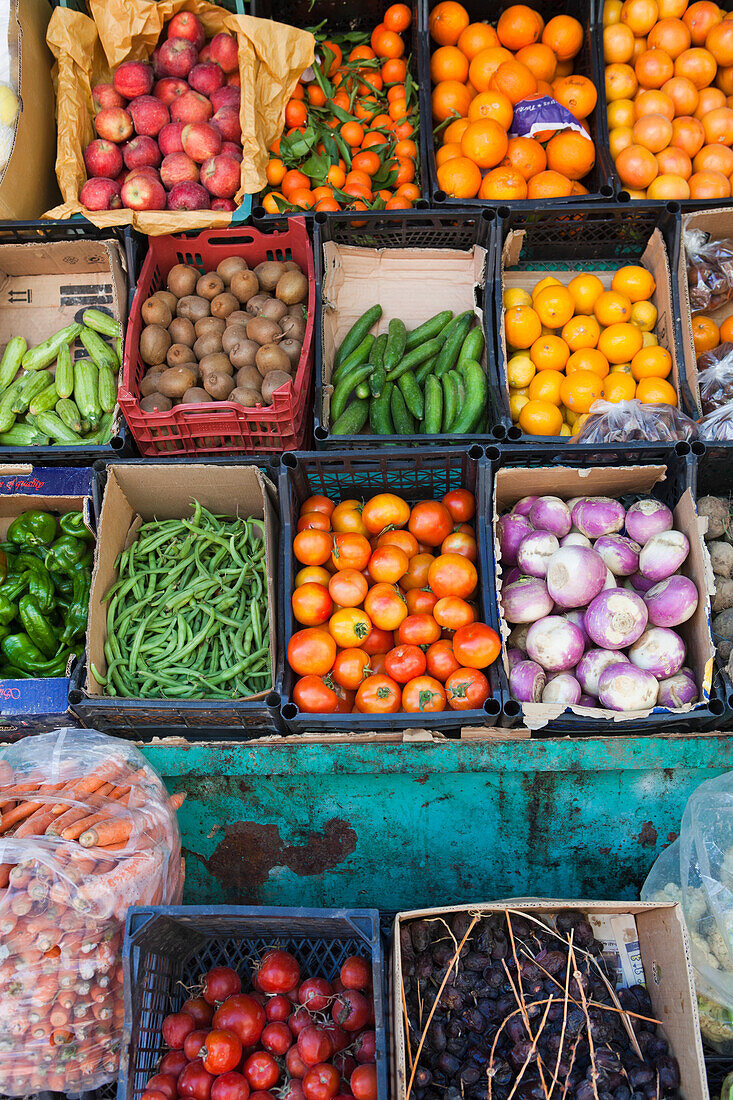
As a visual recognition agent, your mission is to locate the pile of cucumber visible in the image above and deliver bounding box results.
[0,310,121,447]
[328,305,489,437]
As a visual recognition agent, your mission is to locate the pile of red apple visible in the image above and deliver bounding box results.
[142,951,379,1100]
[81,11,243,213]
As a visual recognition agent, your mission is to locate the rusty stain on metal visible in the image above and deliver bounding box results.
[667,831,678,843]
[637,820,658,847]
[599,847,611,855]
[207,824,220,840]
[204,817,358,889]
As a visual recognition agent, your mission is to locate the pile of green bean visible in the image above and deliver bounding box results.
[91,502,271,700]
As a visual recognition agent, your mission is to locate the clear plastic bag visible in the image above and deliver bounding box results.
[641,770,733,1053]
[573,398,698,444]
[685,227,733,314]
[0,728,185,1096]
[699,405,733,441]
[697,342,733,413]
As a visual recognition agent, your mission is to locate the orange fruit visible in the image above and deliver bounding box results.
[661,75,699,114]
[528,369,564,405]
[444,116,471,143]
[689,167,731,196]
[560,370,603,413]
[478,166,529,199]
[611,265,656,302]
[621,0,659,36]
[615,143,659,187]
[636,376,677,403]
[436,141,463,166]
[631,345,672,379]
[553,75,598,118]
[384,3,412,32]
[632,112,674,152]
[502,135,547,178]
[674,47,718,88]
[529,334,570,371]
[720,314,733,341]
[567,348,610,377]
[648,17,692,57]
[518,399,564,435]
[610,126,635,158]
[533,284,575,328]
[635,90,676,120]
[490,60,538,104]
[684,1,723,45]
[457,22,500,60]
[706,20,733,65]
[461,118,509,167]
[432,45,470,83]
[527,170,574,197]
[497,5,544,50]
[605,22,636,62]
[431,79,473,121]
[703,106,733,143]
[429,1,470,45]
[545,131,596,179]
[636,48,675,89]
[691,315,720,354]
[516,43,558,81]
[562,315,601,351]
[469,46,514,91]
[382,57,408,83]
[671,115,706,156]
[608,98,636,127]
[606,62,639,100]
[266,158,287,185]
[695,85,726,116]
[542,15,584,59]
[594,289,633,325]
[436,155,482,196]
[656,145,693,177]
[373,29,405,58]
[568,273,605,315]
[647,172,691,196]
[598,321,644,363]
[505,305,543,349]
[468,90,514,128]
[602,372,637,401]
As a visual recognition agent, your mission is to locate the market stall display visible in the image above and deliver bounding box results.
[0,728,185,1097]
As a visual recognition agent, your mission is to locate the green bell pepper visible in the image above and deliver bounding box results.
[59,512,93,541]
[60,569,91,645]
[45,535,88,573]
[0,571,31,603]
[14,555,55,614]
[0,633,78,676]
[7,510,58,548]
[18,595,57,657]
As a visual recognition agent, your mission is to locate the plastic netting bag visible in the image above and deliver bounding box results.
[699,405,733,442]
[0,728,185,1096]
[686,227,733,314]
[641,770,733,1053]
[697,342,733,413]
[573,398,699,444]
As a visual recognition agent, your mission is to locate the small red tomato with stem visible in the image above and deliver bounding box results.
[162,1012,195,1050]
[185,1029,210,1062]
[332,990,370,1031]
[265,994,292,1022]
[183,996,214,1028]
[322,1022,348,1053]
[203,1030,243,1075]
[445,667,491,710]
[340,955,371,991]
[159,1050,188,1078]
[354,1030,377,1063]
[298,1024,333,1066]
[384,644,426,684]
[283,1083,305,1100]
[261,1021,293,1055]
[408,500,453,547]
[243,1051,280,1092]
[351,1065,378,1100]
[442,488,476,523]
[211,1073,251,1100]
[452,623,501,669]
[203,966,241,1006]
[303,1063,341,1100]
[402,675,447,713]
[286,1046,309,1078]
[425,639,461,683]
[213,994,266,1048]
[333,1051,357,1080]
[146,1074,177,1100]
[257,949,301,994]
[288,1005,314,1037]
[178,1059,215,1100]
[299,977,333,1010]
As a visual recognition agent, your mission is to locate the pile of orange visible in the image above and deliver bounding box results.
[691,310,733,354]
[427,1,597,199]
[504,264,678,436]
[604,0,733,200]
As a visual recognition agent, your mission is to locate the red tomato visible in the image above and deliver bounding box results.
[376,529,419,557]
[328,568,369,607]
[293,675,340,713]
[428,553,478,599]
[400,553,434,591]
[425,639,461,682]
[361,493,410,534]
[440,531,478,561]
[162,1012,195,1049]
[301,495,335,517]
[297,513,332,533]
[287,629,337,677]
[146,1074,177,1100]
[296,566,332,588]
[333,1052,357,1080]
[332,500,367,536]
[355,674,402,713]
[282,1084,305,1100]
[286,1046,309,1079]
[203,1030,243,1075]
[384,644,426,684]
[292,583,333,627]
[203,967,241,1006]
[211,1073,251,1100]
[329,607,372,648]
[178,1060,215,1100]
[408,500,453,546]
[332,647,371,690]
[442,488,476,522]
[266,995,292,1022]
[303,1064,341,1100]
[159,1051,188,1079]
[402,675,446,712]
[331,533,371,571]
[433,596,475,630]
[142,1090,169,1100]
[184,1029,209,1062]
[340,955,371,990]
[294,529,333,566]
[368,545,409,583]
[405,588,439,615]
[351,1065,378,1100]
[322,1023,348,1053]
[445,667,490,710]
[257,950,301,995]
[182,997,214,1028]
[452,623,501,669]
[354,1030,376,1063]
[397,614,441,646]
[297,1025,332,1067]
[288,1006,314,1037]
[364,583,408,630]
[213,994,266,1048]
[369,652,387,675]
[361,624,395,655]
[262,1021,293,1055]
[332,990,370,1031]
[243,1052,280,1092]
[299,978,333,1010]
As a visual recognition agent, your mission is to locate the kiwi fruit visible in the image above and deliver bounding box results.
[255,260,288,291]
[222,325,252,355]
[261,370,292,404]
[154,290,179,314]
[279,338,302,367]
[177,295,210,322]
[194,332,223,360]
[167,264,199,298]
[230,270,259,304]
[230,386,262,407]
[229,340,259,369]
[142,297,172,328]
[140,370,164,397]
[247,316,282,346]
[283,260,301,272]
[157,365,197,399]
[203,371,235,400]
[276,270,308,305]
[167,343,198,368]
[259,298,289,323]
[199,352,234,377]
[140,325,172,366]
[245,293,270,316]
[197,272,225,300]
[181,387,213,403]
[211,291,239,319]
[216,256,248,285]
[169,317,196,347]
[140,393,173,412]
[195,316,225,337]
[288,303,306,317]
[256,343,291,376]
[280,314,306,342]
[226,310,250,328]
[236,364,263,391]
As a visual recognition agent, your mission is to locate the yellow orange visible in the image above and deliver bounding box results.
[568,272,605,314]
[611,264,656,301]
[529,334,570,371]
[636,376,677,403]
[630,344,672,379]
[594,289,633,325]
[518,399,564,436]
[598,321,644,363]
[528,368,564,405]
[505,304,542,349]
[533,285,576,328]
[567,348,610,377]
[560,370,604,413]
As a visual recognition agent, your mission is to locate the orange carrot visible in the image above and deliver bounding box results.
[0,761,13,784]
[169,792,187,810]
[48,782,115,835]
[15,807,59,838]
[0,782,66,834]
[0,864,10,889]
[79,817,133,849]
[49,759,133,815]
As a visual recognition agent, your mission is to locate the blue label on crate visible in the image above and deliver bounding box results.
[511,95,586,140]
[0,467,93,496]
[0,676,74,735]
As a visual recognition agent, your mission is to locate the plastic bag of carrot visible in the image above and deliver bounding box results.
[0,728,186,1096]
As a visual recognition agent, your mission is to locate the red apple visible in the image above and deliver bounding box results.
[157,37,199,79]
[129,95,170,137]
[181,122,221,163]
[166,11,206,51]
[167,182,211,210]
[209,33,239,74]
[154,77,189,105]
[94,107,133,143]
[211,197,236,211]
[211,86,240,112]
[212,105,241,143]
[170,90,213,124]
[200,153,240,198]
[189,62,225,97]
[221,141,242,161]
[161,151,200,188]
[93,83,125,110]
[121,175,167,210]
[152,48,163,78]
[199,44,213,63]
[123,135,162,170]
[113,60,154,100]
[84,139,124,179]
[80,177,122,210]
[158,121,186,155]
[227,72,241,87]
[126,166,161,183]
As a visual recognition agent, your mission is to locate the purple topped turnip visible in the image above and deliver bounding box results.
[638,530,690,582]
[509,659,546,702]
[576,648,629,697]
[657,668,698,708]
[625,498,673,545]
[598,662,659,711]
[517,530,559,578]
[644,575,698,627]
[584,589,648,649]
[560,532,592,548]
[629,627,686,679]
[594,534,641,576]
[497,513,534,566]
[501,576,554,623]
[512,496,537,516]
[529,496,572,538]
[546,546,607,608]
[525,615,585,671]
[571,497,625,538]
[541,672,581,705]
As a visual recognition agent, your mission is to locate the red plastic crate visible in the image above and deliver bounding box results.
[120,219,314,456]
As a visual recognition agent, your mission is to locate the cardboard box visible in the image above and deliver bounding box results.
[499,225,698,417]
[493,465,716,730]
[319,241,489,429]
[84,463,279,706]
[0,464,93,740]
[0,0,60,220]
[391,900,707,1100]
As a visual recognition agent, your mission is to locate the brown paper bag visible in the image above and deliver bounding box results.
[44,0,313,235]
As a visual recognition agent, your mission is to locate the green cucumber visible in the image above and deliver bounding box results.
[414,354,439,388]
[0,423,49,446]
[84,410,114,444]
[332,397,369,436]
[55,343,74,400]
[390,386,414,435]
[74,359,101,427]
[448,368,465,432]
[397,371,424,420]
[21,324,81,372]
[98,363,118,413]
[369,366,387,397]
[369,383,394,435]
[28,384,60,416]
[0,379,23,434]
[355,381,370,399]
[0,337,26,394]
[82,309,120,339]
[433,312,475,379]
[14,371,53,414]
[371,333,387,374]
[404,311,453,351]
[79,327,119,373]
[442,372,457,433]
[458,327,485,366]
[331,334,375,386]
[331,363,374,424]
[452,361,488,433]
[384,318,407,374]
[334,305,382,371]
[35,411,84,445]
[56,398,83,434]
[385,337,443,382]
[424,375,443,435]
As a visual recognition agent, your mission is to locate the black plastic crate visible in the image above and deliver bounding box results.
[704,1044,733,1099]
[119,906,388,1100]
[491,201,693,446]
[418,0,614,210]
[485,444,727,735]
[312,207,497,448]
[279,446,507,733]
[0,1086,116,1100]
[68,458,286,740]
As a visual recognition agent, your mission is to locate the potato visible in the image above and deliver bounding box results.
[698,496,731,540]
[211,291,239,319]
[167,264,199,297]
[197,272,225,300]
[177,295,210,322]
[261,369,292,405]
[140,325,171,366]
[140,393,173,412]
[142,296,172,328]
[157,365,197,399]
[231,386,262,407]
[713,576,733,613]
[217,256,248,285]
[710,540,733,578]
[204,371,235,400]
[715,609,733,659]
[194,332,223,360]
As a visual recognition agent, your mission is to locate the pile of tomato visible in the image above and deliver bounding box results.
[143,951,378,1100]
[286,488,501,715]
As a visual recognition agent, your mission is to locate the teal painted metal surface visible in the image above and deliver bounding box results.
[140,734,733,910]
